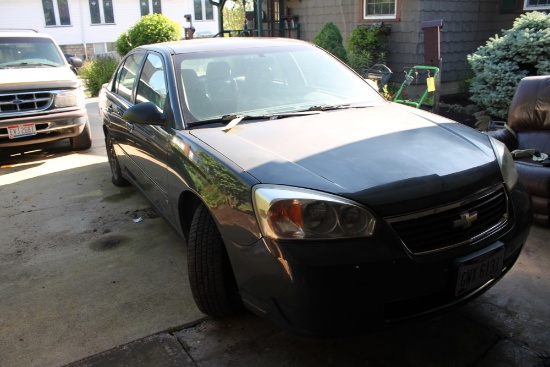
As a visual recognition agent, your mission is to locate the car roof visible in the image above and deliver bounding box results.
[135,37,315,55]
[0,29,55,39]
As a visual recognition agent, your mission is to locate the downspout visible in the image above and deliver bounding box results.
[79,0,88,60]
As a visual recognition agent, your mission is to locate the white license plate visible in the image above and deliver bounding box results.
[8,123,37,139]
[455,246,504,296]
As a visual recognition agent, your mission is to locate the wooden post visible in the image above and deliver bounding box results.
[421,19,443,113]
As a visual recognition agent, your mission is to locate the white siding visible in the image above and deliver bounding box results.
[0,0,219,48]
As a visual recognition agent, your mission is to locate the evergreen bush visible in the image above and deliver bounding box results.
[347,23,391,76]
[79,57,119,97]
[467,11,550,119]
[115,14,182,57]
[313,22,349,64]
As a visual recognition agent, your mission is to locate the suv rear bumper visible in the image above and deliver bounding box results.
[0,108,88,148]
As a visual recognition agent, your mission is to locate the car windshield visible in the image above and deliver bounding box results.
[174,45,386,125]
[0,37,65,68]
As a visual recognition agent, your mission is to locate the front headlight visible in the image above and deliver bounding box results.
[489,136,518,191]
[54,88,85,108]
[253,185,377,240]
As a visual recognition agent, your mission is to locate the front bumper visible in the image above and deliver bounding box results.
[225,185,532,337]
[0,108,88,148]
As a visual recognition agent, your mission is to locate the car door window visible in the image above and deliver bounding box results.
[113,52,145,102]
[136,53,167,111]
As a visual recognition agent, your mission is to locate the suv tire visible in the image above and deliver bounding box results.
[71,120,92,150]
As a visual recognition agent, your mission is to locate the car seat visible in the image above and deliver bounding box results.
[205,61,238,116]
[182,68,212,120]
[488,75,550,226]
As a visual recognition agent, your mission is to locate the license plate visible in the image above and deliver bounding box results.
[8,123,37,139]
[455,246,504,296]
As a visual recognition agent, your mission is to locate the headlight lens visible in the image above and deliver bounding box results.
[55,89,85,108]
[489,136,518,191]
[253,185,377,240]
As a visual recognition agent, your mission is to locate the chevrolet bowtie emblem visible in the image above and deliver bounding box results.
[453,211,478,229]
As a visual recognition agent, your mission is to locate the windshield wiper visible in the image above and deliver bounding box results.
[305,104,351,111]
[302,104,372,112]
[189,111,322,129]
[222,110,330,131]
[188,114,262,128]
[0,62,58,67]
[222,115,246,132]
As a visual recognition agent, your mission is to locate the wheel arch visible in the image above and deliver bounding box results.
[178,191,203,242]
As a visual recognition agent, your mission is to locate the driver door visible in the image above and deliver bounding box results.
[125,52,173,217]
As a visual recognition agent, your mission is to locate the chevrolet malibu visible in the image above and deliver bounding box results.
[98,38,532,336]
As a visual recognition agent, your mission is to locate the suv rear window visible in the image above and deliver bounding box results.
[0,37,64,67]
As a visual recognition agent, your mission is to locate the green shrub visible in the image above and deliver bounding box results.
[115,14,182,57]
[313,22,348,64]
[467,11,550,119]
[79,57,118,97]
[115,32,132,58]
[347,23,391,75]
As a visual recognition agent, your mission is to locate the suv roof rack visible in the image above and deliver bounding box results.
[0,28,38,33]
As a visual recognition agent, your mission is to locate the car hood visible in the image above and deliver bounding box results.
[190,104,502,215]
[0,66,79,92]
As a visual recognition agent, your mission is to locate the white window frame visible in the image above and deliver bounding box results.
[43,0,72,26]
[92,42,116,55]
[363,0,397,20]
[140,0,163,16]
[194,0,215,21]
[523,0,550,10]
[89,0,115,25]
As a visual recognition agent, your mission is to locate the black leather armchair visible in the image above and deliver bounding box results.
[489,75,550,226]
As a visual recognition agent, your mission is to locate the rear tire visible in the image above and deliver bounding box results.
[187,203,243,317]
[71,120,92,150]
[105,132,130,187]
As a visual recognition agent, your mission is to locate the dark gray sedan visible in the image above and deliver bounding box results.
[98,37,532,336]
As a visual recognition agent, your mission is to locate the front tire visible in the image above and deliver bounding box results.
[187,203,243,317]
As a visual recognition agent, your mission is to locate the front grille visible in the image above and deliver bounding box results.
[386,184,509,255]
[0,92,53,115]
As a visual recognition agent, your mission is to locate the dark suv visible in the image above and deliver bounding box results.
[0,30,91,151]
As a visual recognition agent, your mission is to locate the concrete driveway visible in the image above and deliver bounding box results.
[1,98,549,367]
[0,98,204,367]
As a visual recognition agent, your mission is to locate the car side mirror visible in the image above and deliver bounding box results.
[68,56,83,68]
[123,102,165,125]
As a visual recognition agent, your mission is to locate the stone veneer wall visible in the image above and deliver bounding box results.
[59,44,95,61]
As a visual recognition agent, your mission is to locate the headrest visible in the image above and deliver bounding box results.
[508,75,550,131]
[182,68,202,92]
[206,61,231,80]
[244,58,274,86]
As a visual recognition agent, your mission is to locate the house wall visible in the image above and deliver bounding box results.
[286,0,518,95]
[0,0,218,59]
[285,0,356,44]
[414,0,516,92]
